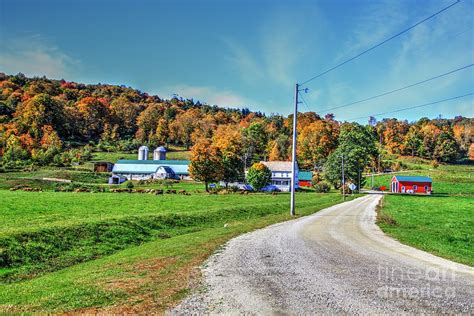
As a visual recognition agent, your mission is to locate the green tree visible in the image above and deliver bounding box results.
[247,162,271,191]
[434,131,459,162]
[403,125,423,157]
[3,135,29,166]
[243,122,268,164]
[324,123,377,189]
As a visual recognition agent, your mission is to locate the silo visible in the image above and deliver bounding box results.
[154,146,167,160]
[138,146,149,160]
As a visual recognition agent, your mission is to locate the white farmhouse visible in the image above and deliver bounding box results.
[260,161,299,192]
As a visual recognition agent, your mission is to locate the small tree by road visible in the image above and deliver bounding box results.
[247,163,271,191]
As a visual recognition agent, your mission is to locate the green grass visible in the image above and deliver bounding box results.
[373,163,474,266]
[0,189,354,313]
[0,168,205,192]
[366,163,474,195]
[0,168,109,190]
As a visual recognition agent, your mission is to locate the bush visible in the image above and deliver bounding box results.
[431,160,439,169]
[313,181,330,193]
[391,161,408,171]
[246,163,271,191]
[126,181,134,189]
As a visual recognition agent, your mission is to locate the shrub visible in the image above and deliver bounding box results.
[126,181,134,189]
[313,181,330,193]
[431,160,439,169]
[311,172,322,186]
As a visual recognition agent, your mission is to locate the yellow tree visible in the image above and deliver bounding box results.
[382,119,409,154]
[170,108,201,149]
[268,134,290,161]
[135,103,164,142]
[297,120,339,169]
[40,125,62,150]
[213,124,244,186]
[76,97,109,139]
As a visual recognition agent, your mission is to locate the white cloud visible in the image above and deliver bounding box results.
[157,84,256,108]
[337,0,407,61]
[0,34,79,78]
[222,6,322,88]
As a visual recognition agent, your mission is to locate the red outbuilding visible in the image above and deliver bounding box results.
[390,175,432,195]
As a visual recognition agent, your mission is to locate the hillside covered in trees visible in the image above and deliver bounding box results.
[0,73,471,172]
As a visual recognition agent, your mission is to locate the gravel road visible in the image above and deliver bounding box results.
[170,194,474,314]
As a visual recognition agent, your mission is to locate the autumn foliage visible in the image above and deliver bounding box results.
[0,72,471,170]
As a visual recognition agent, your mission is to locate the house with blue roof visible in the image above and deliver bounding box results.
[390,175,432,194]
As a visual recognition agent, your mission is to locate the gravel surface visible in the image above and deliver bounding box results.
[170,194,474,314]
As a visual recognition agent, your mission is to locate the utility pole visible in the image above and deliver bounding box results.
[290,83,299,217]
[341,155,345,201]
[358,169,361,193]
[371,167,374,189]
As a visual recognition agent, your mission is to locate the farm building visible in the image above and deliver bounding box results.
[390,175,432,194]
[109,146,190,182]
[260,161,299,192]
[111,160,190,181]
[298,171,313,187]
[93,161,114,172]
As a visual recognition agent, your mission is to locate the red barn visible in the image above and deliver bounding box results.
[298,171,313,187]
[390,175,432,195]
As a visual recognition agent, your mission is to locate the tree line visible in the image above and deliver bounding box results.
[0,73,471,178]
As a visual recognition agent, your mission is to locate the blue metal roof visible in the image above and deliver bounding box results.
[393,175,432,183]
[116,159,189,165]
[112,160,190,175]
[299,171,313,181]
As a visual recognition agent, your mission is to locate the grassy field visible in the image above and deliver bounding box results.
[0,168,110,190]
[0,167,205,193]
[91,145,190,162]
[371,160,474,266]
[0,188,354,313]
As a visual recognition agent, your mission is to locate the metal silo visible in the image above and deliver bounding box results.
[154,146,167,160]
[138,146,149,160]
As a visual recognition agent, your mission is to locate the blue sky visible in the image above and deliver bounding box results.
[0,0,473,122]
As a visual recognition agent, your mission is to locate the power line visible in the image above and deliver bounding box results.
[346,92,474,121]
[316,63,474,114]
[298,91,312,113]
[299,0,461,86]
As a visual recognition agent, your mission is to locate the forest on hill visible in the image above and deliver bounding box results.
[0,72,472,173]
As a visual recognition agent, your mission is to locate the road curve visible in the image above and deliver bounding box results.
[171,194,474,314]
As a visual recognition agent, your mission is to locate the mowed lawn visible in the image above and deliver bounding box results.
[373,163,474,266]
[0,189,353,313]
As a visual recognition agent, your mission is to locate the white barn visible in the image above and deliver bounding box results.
[111,160,190,181]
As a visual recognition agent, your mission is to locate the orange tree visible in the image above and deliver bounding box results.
[189,138,224,191]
